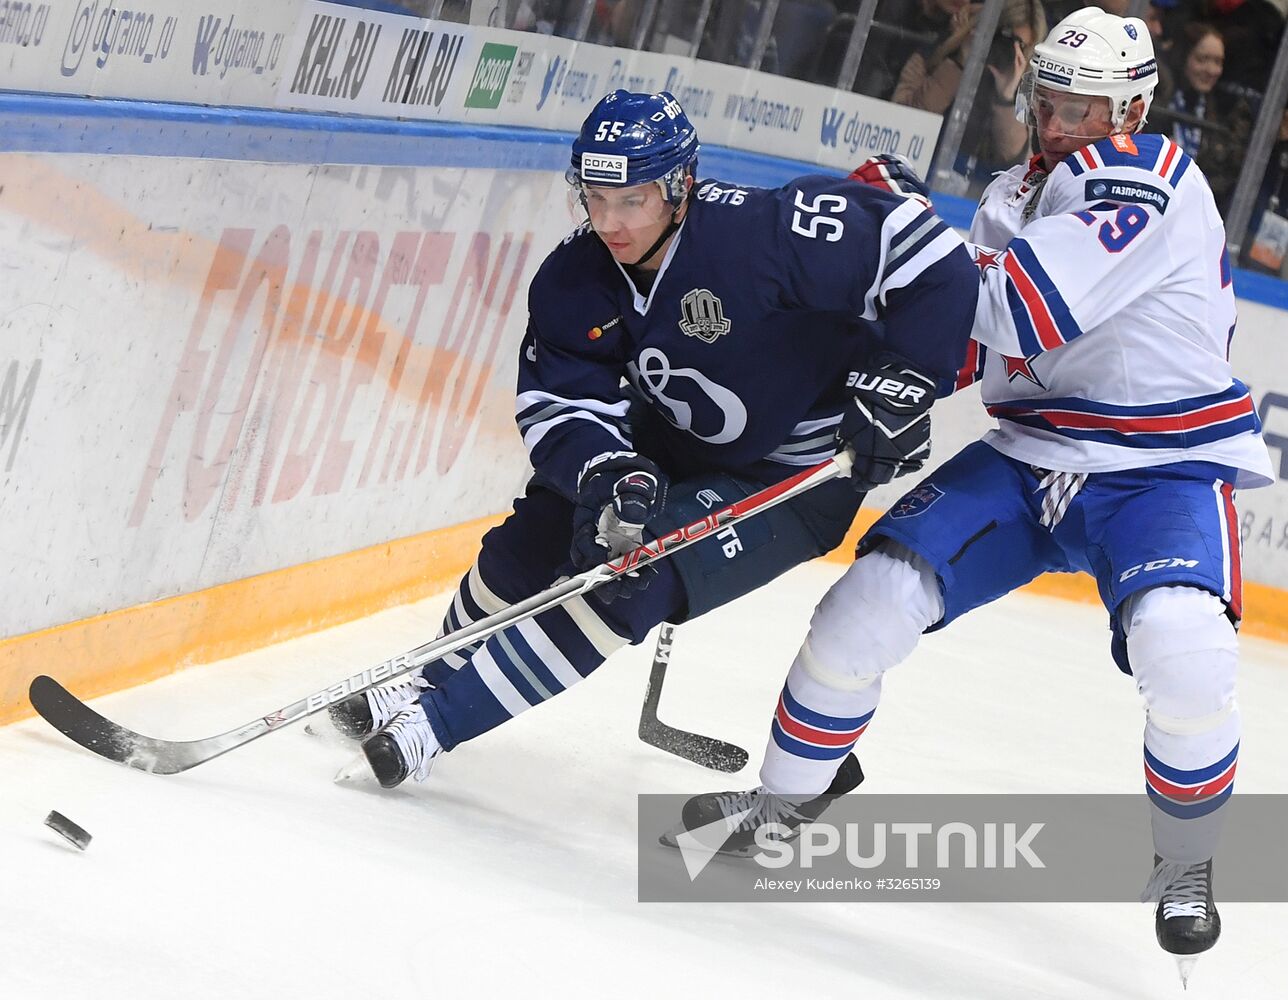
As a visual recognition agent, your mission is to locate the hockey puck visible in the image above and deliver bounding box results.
[45,810,91,851]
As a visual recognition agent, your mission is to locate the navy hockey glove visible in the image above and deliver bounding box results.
[848,154,932,208]
[571,451,670,601]
[837,353,936,493]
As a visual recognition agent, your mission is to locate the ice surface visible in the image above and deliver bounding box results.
[3,562,1286,999]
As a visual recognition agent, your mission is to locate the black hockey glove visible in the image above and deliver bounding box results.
[837,353,936,493]
[848,154,932,208]
[571,451,670,601]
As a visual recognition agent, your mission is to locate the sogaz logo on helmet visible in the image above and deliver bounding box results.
[1035,55,1075,86]
[581,152,628,184]
[464,42,517,109]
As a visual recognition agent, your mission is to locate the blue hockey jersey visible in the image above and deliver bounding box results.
[516,174,979,498]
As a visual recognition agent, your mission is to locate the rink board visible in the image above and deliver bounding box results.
[0,1,943,174]
[1,96,1286,725]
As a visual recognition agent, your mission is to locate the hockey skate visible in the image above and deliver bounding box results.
[361,701,443,789]
[327,675,430,738]
[659,753,864,858]
[1142,856,1220,988]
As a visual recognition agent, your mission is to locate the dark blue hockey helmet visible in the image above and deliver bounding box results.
[568,90,699,209]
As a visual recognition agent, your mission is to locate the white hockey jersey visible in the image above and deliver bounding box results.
[965,133,1273,489]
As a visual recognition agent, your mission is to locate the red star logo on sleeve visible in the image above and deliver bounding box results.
[972,248,1002,279]
[1002,354,1044,387]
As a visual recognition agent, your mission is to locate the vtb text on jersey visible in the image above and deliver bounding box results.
[517,176,979,498]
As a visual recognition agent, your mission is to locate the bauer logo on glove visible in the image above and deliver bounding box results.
[845,370,932,406]
[837,353,937,493]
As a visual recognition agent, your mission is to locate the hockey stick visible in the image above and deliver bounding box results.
[30,451,853,776]
[639,623,749,773]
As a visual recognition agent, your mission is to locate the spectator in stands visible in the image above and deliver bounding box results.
[694,0,784,71]
[818,0,961,99]
[891,0,980,110]
[1144,0,1178,103]
[603,0,645,46]
[1144,0,1174,44]
[707,0,840,79]
[1033,0,1128,26]
[1043,0,1086,24]
[1168,0,1285,95]
[1152,22,1252,214]
[491,0,577,34]
[893,0,1046,171]
[773,0,841,79]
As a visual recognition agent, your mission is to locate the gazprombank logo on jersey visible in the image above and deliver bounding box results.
[679,289,731,343]
[1086,179,1170,214]
[465,42,516,109]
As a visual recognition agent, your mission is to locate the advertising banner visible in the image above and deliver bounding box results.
[0,150,574,636]
[3,3,944,176]
[271,5,943,177]
[0,1,293,106]
[1230,298,1288,591]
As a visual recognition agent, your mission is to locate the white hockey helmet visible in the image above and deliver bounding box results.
[1021,6,1158,129]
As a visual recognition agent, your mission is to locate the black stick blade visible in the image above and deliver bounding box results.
[639,718,750,773]
[29,675,196,775]
[638,627,749,774]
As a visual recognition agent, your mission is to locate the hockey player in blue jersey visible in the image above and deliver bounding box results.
[672,9,1273,982]
[325,90,979,793]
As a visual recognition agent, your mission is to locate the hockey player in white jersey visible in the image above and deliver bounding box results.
[673,8,1273,984]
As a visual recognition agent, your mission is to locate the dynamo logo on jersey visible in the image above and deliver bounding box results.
[581,153,628,184]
